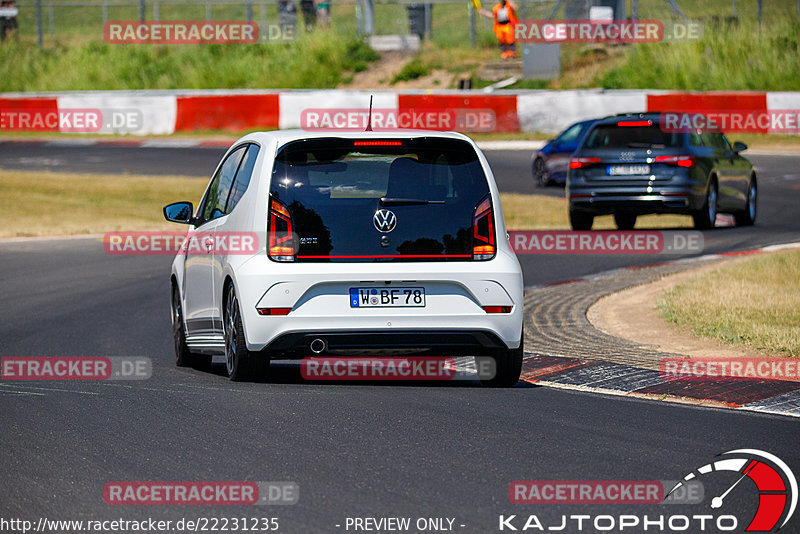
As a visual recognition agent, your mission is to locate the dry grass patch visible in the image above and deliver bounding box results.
[499,193,693,230]
[658,249,800,357]
[2,169,204,238]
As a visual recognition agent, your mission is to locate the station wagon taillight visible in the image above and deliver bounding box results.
[268,197,296,262]
[569,157,602,169]
[473,196,496,260]
[653,155,696,168]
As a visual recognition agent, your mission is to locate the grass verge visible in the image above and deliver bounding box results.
[500,192,692,230]
[1,169,696,238]
[0,33,379,91]
[657,249,800,357]
[2,169,203,237]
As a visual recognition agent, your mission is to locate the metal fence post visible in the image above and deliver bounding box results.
[102,2,108,25]
[362,0,373,35]
[246,0,253,20]
[469,1,475,48]
[206,2,211,21]
[36,0,43,47]
[153,2,159,21]
[139,0,145,21]
[355,0,362,37]
[48,3,54,36]
[424,2,431,40]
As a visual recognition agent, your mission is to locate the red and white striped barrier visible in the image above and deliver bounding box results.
[1,89,798,136]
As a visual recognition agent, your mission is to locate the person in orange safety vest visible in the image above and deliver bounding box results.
[479,0,518,59]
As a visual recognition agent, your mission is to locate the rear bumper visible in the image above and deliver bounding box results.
[230,252,524,354]
[262,329,509,358]
[568,186,703,215]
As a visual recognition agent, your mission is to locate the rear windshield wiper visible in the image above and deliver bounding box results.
[380,197,445,206]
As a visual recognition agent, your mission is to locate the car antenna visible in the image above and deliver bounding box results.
[365,95,373,132]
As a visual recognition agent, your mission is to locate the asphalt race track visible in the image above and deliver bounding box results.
[1,143,799,533]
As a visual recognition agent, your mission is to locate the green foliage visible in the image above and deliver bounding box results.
[0,33,379,91]
[391,58,429,84]
[598,19,800,90]
[341,39,381,72]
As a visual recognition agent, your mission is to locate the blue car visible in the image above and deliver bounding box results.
[532,119,598,186]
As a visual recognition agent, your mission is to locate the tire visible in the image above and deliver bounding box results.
[693,179,718,230]
[223,284,269,382]
[734,176,757,226]
[533,158,548,187]
[570,210,594,231]
[172,285,193,367]
[476,334,523,388]
[613,213,637,230]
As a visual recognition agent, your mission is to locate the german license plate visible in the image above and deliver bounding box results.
[350,287,426,308]
[607,164,650,176]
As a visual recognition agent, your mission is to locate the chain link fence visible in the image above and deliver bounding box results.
[7,0,800,48]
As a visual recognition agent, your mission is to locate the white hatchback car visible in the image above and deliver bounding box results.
[164,130,524,386]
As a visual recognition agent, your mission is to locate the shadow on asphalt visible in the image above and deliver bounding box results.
[184,358,540,388]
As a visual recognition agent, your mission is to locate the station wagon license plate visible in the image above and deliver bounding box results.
[350,287,426,308]
[607,164,650,176]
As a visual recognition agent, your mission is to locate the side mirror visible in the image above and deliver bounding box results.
[732,141,748,153]
[163,201,195,224]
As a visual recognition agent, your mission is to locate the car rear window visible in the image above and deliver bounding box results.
[270,137,491,262]
[583,123,682,149]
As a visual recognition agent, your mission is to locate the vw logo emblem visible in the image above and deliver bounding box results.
[373,209,397,233]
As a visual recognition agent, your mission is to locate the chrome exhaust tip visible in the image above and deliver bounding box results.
[310,338,327,354]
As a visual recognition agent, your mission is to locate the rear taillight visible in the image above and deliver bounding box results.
[653,155,696,168]
[268,197,296,262]
[473,196,496,260]
[569,157,602,169]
